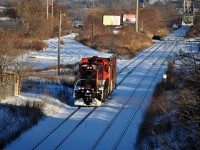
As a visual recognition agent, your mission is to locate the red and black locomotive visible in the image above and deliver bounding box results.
[74,55,116,106]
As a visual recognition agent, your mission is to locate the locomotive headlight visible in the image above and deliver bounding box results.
[86,90,91,94]
[85,90,92,97]
[87,66,92,69]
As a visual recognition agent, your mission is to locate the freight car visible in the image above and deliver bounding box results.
[73,55,116,106]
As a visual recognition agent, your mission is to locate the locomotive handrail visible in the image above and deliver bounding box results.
[92,79,104,87]
[73,79,85,98]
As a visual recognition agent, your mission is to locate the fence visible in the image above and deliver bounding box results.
[0,73,20,101]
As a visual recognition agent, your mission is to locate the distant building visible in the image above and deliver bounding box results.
[0,5,18,30]
[0,0,7,6]
[72,20,84,28]
[0,5,13,20]
[0,5,9,13]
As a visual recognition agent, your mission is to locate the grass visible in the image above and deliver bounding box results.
[21,79,72,104]
[74,5,174,56]
[29,63,79,87]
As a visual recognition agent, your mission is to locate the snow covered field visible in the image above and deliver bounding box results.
[28,33,112,69]
[4,26,200,149]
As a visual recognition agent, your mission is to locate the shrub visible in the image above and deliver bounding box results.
[136,52,200,149]
[0,101,44,149]
[31,41,48,51]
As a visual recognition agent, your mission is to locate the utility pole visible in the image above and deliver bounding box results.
[90,3,95,46]
[136,0,139,32]
[92,13,94,46]
[184,0,193,14]
[92,0,95,8]
[58,11,65,76]
[183,0,189,14]
[182,0,194,25]
[58,11,65,75]
[58,12,61,76]
[47,0,49,19]
[51,0,54,31]
[183,0,185,13]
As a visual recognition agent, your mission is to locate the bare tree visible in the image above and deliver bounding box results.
[9,0,51,37]
[0,31,16,75]
[9,0,71,37]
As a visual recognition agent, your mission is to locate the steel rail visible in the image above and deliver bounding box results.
[32,29,186,149]
[55,107,97,149]
[113,39,182,149]
[92,32,184,149]
[33,107,81,149]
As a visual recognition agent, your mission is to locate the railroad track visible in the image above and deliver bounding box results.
[31,27,189,149]
[55,44,167,149]
[94,37,184,150]
[92,33,185,149]
[32,36,167,149]
[32,107,81,149]
[54,30,186,149]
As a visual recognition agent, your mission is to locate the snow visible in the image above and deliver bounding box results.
[148,0,178,5]
[3,26,200,149]
[29,33,112,69]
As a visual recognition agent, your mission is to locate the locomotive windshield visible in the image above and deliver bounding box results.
[81,65,97,88]
[82,70,96,86]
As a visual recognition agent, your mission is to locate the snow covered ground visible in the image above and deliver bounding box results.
[28,33,112,69]
[148,0,179,5]
[4,26,200,149]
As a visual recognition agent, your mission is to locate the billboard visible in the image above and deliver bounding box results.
[103,15,121,26]
[122,14,136,24]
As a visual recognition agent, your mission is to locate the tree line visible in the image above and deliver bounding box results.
[0,0,71,78]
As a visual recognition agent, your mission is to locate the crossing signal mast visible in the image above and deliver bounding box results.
[182,0,194,26]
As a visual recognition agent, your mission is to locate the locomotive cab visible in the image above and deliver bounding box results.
[73,55,116,106]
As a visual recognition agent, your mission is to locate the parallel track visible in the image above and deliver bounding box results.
[33,33,166,149]
[33,107,81,149]
[55,32,185,149]
[34,42,162,149]
[92,35,183,149]
[32,27,189,149]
